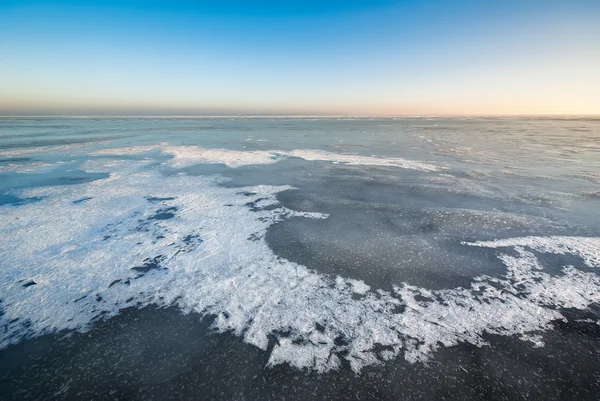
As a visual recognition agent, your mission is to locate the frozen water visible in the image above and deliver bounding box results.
[1,117,600,398]
[1,145,600,373]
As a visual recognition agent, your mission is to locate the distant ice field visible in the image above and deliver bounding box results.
[1,117,600,377]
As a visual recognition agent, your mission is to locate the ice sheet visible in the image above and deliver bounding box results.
[1,156,599,373]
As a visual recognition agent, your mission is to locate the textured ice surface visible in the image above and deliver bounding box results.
[285,149,440,171]
[91,144,440,171]
[465,236,600,268]
[1,156,600,373]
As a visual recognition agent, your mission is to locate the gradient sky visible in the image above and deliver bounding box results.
[1,0,599,115]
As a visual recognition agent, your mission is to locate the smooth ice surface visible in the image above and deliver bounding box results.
[2,151,600,372]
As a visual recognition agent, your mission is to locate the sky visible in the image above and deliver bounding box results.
[1,0,599,116]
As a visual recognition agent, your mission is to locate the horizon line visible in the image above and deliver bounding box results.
[1,114,599,119]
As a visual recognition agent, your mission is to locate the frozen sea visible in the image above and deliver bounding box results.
[1,117,600,400]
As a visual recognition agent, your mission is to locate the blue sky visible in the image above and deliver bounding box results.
[1,0,599,115]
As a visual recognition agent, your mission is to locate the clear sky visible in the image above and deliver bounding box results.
[1,0,599,116]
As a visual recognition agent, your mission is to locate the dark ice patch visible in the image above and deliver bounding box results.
[248,233,261,242]
[73,197,93,204]
[534,251,596,276]
[177,234,203,253]
[182,234,202,245]
[108,279,122,288]
[150,207,178,220]
[151,211,176,220]
[53,171,109,186]
[1,169,109,195]
[245,197,268,212]
[0,193,44,206]
[553,305,600,337]
[351,292,367,300]
[146,196,176,202]
[107,279,131,288]
[131,255,167,274]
